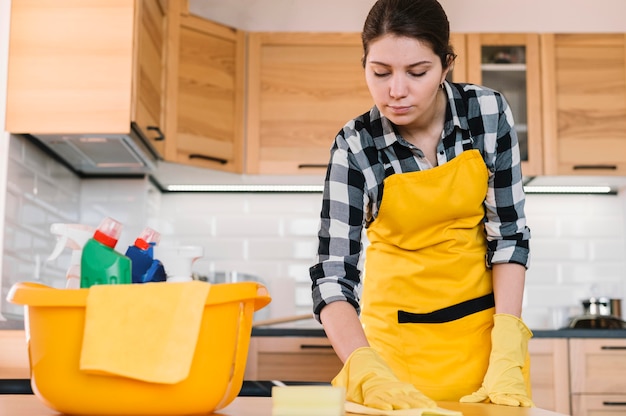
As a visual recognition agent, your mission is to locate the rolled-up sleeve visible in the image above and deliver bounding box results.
[310,132,368,321]
[483,93,531,268]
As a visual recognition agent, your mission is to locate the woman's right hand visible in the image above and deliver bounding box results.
[332,347,437,410]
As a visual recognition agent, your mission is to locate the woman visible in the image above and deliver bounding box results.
[309,0,533,411]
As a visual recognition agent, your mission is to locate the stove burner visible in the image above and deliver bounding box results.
[567,315,626,329]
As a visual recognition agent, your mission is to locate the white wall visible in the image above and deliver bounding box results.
[189,0,626,32]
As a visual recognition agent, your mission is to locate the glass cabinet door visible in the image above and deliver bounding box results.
[466,34,543,176]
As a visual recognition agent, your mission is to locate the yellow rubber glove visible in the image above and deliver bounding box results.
[331,347,436,411]
[460,313,534,407]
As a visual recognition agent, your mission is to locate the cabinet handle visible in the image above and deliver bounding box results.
[602,401,626,406]
[298,164,327,169]
[146,126,165,141]
[299,344,334,350]
[573,164,617,170]
[189,154,228,165]
[601,346,626,350]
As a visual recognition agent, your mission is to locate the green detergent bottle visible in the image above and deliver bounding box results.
[80,217,132,288]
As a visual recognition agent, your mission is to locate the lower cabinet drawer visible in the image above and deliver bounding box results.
[570,338,626,394]
[245,336,343,382]
[528,338,570,415]
[0,330,30,379]
[572,394,626,416]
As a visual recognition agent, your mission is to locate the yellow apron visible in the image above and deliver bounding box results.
[361,149,493,401]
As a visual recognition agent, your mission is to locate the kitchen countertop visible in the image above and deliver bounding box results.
[0,320,25,330]
[4,318,626,338]
[0,395,569,415]
[251,324,626,339]
[531,328,626,338]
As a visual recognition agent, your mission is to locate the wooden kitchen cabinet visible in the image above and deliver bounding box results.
[541,34,626,175]
[448,33,469,83]
[245,32,372,175]
[246,335,576,405]
[528,338,571,415]
[6,0,168,153]
[0,331,29,379]
[569,338,626,416]
[466,34,544,176]
[571,394,626,416]
[164,11,245,173]
[244,336,342,382]
[245,32,469,176]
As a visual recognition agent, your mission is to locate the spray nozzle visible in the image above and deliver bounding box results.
[155,245,203,282]
[48,223,96,262]
[48,223,97,289]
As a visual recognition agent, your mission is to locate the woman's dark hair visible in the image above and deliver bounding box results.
[362,0,455,69]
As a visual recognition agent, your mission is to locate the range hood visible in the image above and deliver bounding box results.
[25,123,160,176]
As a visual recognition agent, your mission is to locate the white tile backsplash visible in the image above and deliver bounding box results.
[524,193,626,327]
[217,216,280,237]
[1,136,82,318]
[286,218,320,236]
[287,263,315,283]
[2,134,626,328]
[589,239,626,261]
[154,192,322,317]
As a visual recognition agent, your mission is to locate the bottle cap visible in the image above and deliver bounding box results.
[93,217,123,248]
[134,227,161,250]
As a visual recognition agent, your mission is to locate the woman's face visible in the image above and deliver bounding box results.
[364,34,449,128]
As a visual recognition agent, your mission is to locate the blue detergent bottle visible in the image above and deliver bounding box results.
[125,227,166,283]
[80,217,132,288]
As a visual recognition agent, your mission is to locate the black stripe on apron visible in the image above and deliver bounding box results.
[398,292,495,324]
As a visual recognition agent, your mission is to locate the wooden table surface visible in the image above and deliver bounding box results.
[0,395,569,416]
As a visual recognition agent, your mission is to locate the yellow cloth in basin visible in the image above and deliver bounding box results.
[79,281,210,384]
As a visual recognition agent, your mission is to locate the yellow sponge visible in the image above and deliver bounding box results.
[272,385,346,416]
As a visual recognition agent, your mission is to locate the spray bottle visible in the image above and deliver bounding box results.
[47,223,95,289]
[80,217,132,288]
[125,227,166,283]
[156,246,203,283]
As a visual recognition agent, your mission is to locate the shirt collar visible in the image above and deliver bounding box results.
[370,80,471,151]
[442,81,470,136]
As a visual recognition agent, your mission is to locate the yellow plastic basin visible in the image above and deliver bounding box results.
[7,281,271,415]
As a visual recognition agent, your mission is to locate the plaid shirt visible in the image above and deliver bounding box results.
[310,81,531,318]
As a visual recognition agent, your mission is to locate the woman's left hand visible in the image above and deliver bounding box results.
[460,314,534,407]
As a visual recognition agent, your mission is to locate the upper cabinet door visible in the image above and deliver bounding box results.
[6,0,167,148]
[466,34,543,177]
[6,0,135,134]
[165,14,245,173]
[245,32,372,175]
[133,0,167,155]
[541,34,626,176]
